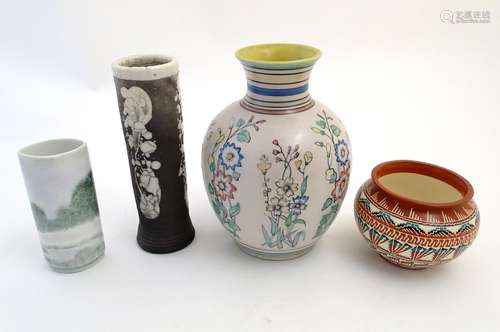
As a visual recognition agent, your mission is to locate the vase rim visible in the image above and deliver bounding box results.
[371,160,474,209]
[112,54,178,81]
[18,138,86,160]
[235,43,321,69]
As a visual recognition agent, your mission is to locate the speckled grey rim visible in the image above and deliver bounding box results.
[112,54,179,81]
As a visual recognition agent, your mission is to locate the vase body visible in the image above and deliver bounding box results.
[201,44,351,260]
[112,55,194,253]
[354,160,480,269]
[18,139,105,273]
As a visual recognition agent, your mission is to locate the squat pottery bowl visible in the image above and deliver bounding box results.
[354,160,479,269]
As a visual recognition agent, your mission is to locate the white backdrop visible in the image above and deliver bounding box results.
[1,1,499,331]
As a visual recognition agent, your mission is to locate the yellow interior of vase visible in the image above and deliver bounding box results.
[378,172,463,204]
[236,43,321,67]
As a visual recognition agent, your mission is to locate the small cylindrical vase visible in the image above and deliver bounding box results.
[112,54,195,253]
[18,139,105,273]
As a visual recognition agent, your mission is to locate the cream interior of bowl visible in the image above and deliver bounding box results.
[378,172,463,204]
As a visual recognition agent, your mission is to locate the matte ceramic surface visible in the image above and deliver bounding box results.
[18,139,105,273]
[354,160,480,269]
[201,43,351,260]
[112,54,195,253]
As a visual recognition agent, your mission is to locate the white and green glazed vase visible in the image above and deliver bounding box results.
[201,43,352,260]
[18,139,105,272]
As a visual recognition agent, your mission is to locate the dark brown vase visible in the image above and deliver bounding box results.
[112,54,195,253]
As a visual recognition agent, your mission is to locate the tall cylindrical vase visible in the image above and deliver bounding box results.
[112,54,195,253]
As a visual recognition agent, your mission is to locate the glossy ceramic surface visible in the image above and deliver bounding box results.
[354,160,479,269]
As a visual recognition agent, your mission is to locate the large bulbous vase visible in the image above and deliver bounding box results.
[201,44,352,260]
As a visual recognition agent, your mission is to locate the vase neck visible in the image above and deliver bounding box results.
[240,64,315,114]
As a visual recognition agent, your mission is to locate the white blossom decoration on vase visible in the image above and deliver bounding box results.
[121,86,162,219]
[174,90,188,206]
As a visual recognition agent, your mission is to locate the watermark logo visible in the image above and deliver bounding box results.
[441,10,490,24]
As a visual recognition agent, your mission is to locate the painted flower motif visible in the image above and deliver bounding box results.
[259,140,310,248]
[219,142,244,171]
[288,195,309,216]
[212,171,237,201]
[266,196,289,216]
[257,155,272,174]
[325,168,337,183]
[275,177,299,197]
[331,172,349,203]
[294,159,303,170]
[334,140,349,166]
[206,116,266,237]
[304,151,313,164]
[215,129,225,144]
[311,110,351,238]
[121,86,162,220]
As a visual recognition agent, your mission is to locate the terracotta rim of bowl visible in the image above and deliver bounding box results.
[371,160,474,210]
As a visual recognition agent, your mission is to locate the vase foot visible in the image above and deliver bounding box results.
[137,224,195,254]
[48,249,105,273]
[378,253,430,270]
[236,242,314,261]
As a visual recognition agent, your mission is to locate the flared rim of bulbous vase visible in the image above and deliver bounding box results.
[235,43,321,69]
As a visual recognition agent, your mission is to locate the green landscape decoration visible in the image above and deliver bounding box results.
[31,172,99,233]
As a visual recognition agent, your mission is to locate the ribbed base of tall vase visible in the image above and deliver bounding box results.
[236,242,314,261]
[137,223,195,254]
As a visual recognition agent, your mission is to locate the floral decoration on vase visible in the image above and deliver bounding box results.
[121,86,162,219]
[206,115,266,237]
[258,140,313,248]
[312,110,351,237]
[174,89,188,205]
